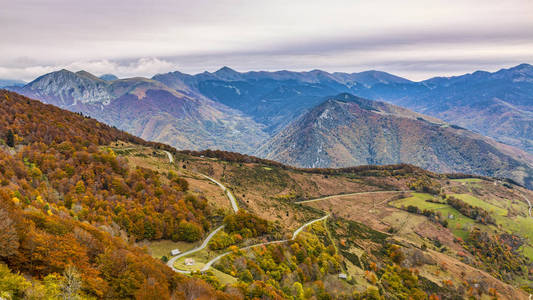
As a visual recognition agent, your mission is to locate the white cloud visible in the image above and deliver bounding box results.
[0,0,532,81]
[0,58,179,82]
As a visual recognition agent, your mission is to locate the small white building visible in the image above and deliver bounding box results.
[171,249,181,256]
[184,258,195,266]
[338,273,347,279]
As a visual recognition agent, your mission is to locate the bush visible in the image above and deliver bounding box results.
[224,211,270,238]
[177,220,203,242]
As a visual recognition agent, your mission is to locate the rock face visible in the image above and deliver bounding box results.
[256,93,533,188]
[13,69,268,153]
[19,69,113,106]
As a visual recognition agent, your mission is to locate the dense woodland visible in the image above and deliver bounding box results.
[0,91,235,299]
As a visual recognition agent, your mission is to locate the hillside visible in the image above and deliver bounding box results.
[12,69,268,154]
[257,93,533,189]
[1,91,532,299]
[168,147,533,299]
[0,90,234,299]
[355,63,533,154]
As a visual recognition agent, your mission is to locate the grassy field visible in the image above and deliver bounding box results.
[172,247,238,285]
[143,240,198,259]
[392,192,533,260]
[450,178,482,183]
[451,193,507,216]
[449,193,533,257]
[390,192,489,240]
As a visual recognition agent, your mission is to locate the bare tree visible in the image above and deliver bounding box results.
[0,208,19,257]
[61,265,82,300]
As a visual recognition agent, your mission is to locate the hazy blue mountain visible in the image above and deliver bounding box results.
[99,74,119,81]
[153,64,533,153]
[153,67,370,132]
[355,63,533,153]
[0,79,26,88]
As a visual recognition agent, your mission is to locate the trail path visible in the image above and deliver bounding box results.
[294,190,408,204]
[201,175,239,213]
[164,150,174,163]
[163,150,238,212]
[200,214,329,272]
[166,226,224,274]
[520,194,532,217]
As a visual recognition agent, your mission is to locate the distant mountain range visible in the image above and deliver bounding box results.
[11,69,267,153]
[5,63,533,187]
[0,79,26,88]
[153,64,533,153]
[353,63,533,154]
[257,93,533,188]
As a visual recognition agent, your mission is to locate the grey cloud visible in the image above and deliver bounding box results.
[0,0,532,80]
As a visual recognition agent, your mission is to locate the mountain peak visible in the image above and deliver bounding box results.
[216,66,237,73]
[507,63,533,76]
[350,70,412,86]
[512,63,532,70]
[99,74,118,81]
[76,70,102,81]
[213,66,242,80]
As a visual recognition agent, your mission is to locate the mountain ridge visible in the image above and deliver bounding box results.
[256,93,533,188]
[11,69,268,154]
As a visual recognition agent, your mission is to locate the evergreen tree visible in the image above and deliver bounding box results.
[5,129,14,147]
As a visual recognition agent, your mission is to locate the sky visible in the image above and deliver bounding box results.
[1,0,532,82]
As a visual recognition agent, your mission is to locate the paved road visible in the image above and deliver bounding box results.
[166,225,224,274]
[163,150,239,273]
[200,214,330,272]
[163,150,174,163]
[201,175,239,212]
[294,190,408,204]
[163,150,238,212]
[521,194,532,217]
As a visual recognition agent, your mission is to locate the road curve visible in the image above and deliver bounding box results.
[163,150,239,273]
[163,150,174,163]
[201,175,239,213]
[167,225,225,274]
[162,150,237,212]
[521,194,532,217]
[294,190,408,204]
[200,214,330,272]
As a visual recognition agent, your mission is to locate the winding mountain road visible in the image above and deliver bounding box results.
[163,151,392,274]
[200,214,330,272]
[164,150,240,273]
[201,175,239,213]
[166,225,225,274]
[163,150,238,212]
[164,150,174,163]
[294,190,408,204]
[521,194,532,217]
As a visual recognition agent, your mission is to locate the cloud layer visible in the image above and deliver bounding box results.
[1,0,532,81]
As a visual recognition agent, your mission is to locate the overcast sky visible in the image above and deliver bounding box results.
[1,0,532,81]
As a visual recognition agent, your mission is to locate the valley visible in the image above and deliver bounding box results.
[2,1,532,299]
[107,137,533,299]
